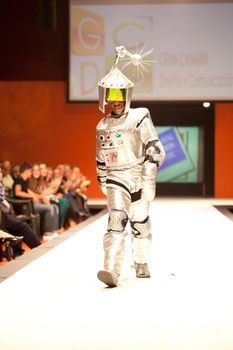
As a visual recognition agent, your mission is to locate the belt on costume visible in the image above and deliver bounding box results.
[106,179,142,202]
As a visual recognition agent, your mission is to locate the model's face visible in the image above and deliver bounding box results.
[108,101,125,115]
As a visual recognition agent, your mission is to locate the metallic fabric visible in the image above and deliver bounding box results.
[96,107,165,282]
[103,232,125,277]
[96,108,158,172]
[132,234,152,264]
[107,209,128,233]
[134,262,150,278]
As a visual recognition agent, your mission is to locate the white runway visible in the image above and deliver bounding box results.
[0,199,233,350]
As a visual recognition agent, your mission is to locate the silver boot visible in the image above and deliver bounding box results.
[134,262,150,278]
[97,232,125,287]
[132,233,152,278]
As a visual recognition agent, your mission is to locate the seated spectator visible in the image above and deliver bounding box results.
[39,162,48,181]
[2,160,14,197]
[49,164,82,225]
[11,164,20,180]
[45,167,53,183]
[0,166,41,251]
[65,165,91,219]
[13,162,59,240]
[39,162,53,188]
[38,165,76,228]
[60,164,90,223]
[29,163,61,231]
[44,166,69,229]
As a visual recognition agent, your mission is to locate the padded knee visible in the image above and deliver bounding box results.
[107,209,128,233]
[130,216,151,238]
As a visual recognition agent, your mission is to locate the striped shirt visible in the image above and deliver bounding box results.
[0,181,5,203]
[0,181,10,213]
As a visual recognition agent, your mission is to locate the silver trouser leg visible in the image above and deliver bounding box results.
[103,230,125,276]
[98,188,130,287]
[129,199,152,265]
[98,209,128,287]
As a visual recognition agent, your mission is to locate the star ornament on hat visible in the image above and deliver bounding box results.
[98,45,154,113]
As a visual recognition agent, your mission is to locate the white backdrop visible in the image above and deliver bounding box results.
[69,1,233,101]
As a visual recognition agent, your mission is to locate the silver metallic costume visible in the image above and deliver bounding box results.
[96,46,166,287]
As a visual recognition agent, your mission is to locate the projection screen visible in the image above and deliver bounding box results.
[68,0,233,102]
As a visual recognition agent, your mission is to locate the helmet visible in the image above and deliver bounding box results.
[98,64,134,113]
[98,45,153,113]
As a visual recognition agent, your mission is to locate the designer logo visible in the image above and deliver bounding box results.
[71,6,104,55]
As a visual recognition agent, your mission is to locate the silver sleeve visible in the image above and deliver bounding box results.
[145,139,166,168]
[96,152,107,195]
[140,117,166,201]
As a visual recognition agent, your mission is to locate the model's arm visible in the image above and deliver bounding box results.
[96,157,107,196]
[145,138,166,168]
[139,110,166,201]
[96,123,108,195]
[139,109,166,167]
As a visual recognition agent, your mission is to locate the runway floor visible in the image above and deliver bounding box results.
[0,198,233,350]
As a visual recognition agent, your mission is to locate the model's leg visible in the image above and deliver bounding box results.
[129,199,151,278]
[97,188,131,287]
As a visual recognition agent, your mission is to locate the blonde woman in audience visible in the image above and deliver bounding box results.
[45,166,70,229]
[62,164,91,220]
[45,167,53,183]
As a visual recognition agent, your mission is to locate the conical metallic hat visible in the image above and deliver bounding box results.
[98,65,134,89]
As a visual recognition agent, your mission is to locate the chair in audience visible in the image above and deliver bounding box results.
[7,198,40,238]
[0,214,24,262]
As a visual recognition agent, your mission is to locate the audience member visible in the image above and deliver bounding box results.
[39,162,48,181]
[11,164,20,180]
[13,162,59,240]
[51,164,83,224]
[66,165,91,219]
[29,163,61,230]
[2,160,14,197]
[45,166,69,228]
[0,166,41,251]
[0,159,92,264]
[45,167,53,183]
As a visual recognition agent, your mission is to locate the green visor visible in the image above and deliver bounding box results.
[106,88,126,102]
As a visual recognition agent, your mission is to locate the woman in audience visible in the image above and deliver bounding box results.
[40,166,69,229]
[49,166,81,227]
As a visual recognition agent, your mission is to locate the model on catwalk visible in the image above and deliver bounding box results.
[96,46,166,287]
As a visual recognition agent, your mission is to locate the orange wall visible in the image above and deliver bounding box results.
[0,81,233,198]
[215,103,233,198]
[0,81,104,199]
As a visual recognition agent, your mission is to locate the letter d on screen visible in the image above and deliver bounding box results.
[81,62,99,95]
